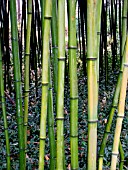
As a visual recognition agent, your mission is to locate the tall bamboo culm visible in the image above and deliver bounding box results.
[10,0,25,169]
[96,0,102,85]
[87,0,98,169]
[56,0,65,169]
[47,59,56,170]
[51,0,58,94]
[68,0,78,169]
[0,38,11,169]
[24,0,32,162]
[111,34,128,170]
[39,0,52,169]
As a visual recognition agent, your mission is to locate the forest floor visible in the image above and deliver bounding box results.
[0,64,128,170]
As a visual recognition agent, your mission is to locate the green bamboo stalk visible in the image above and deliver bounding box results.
[121,0,127,65]
[56,0,65,169]
[68,0,78,169]
[87,0,98,169]
[10,0,25,169]
[48,59,56,170]
[40,0,45,43]
[119,141,125,170]
[39,0,52,169]
[96,0,102,85]
[0,38,11,170]
[98,1,127,168]
[110,34,128,170]
[24,0,32,163]
[51,0,58,94]
[119,0,122,64]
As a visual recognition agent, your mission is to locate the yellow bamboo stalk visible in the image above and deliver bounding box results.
[111,34,128,170]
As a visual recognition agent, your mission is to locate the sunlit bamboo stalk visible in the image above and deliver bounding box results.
[111,34,128,170]
[39,0,52,169]
[56,0,65,169]
[68,0,78,169]
[87,0,98,169]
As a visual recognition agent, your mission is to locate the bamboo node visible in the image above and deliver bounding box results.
[88,119,98,123]
[42,82,48,86]
[27,12,32,14]
[117,115,124,118]
[25,53,30,56]
[70,96,78,100]
[24,123,28,126]
[122,16,127,19]
[4,127,9,130]
[86,57,97,60]
[97,32,101,35]
[24,90,30,93]
[68,46,77,49]
[70,135,78,138]
[56,117,64,120]
[44,16,52,19]
[58,57,65,61]
[120,160,125,162]
[112,152,118,156]
[40,137,46,140]
[112,105,117,108]
[124,63,128,67]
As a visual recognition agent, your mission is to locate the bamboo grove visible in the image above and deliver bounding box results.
[0,0,127,170]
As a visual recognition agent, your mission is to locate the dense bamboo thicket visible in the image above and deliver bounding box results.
[0,0,127,170]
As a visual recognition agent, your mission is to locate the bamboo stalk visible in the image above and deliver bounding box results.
[119,141,125,170]
[0,37,11,170]
[96,0,102,85]
[51,0,58,94]
[10,0,25,169]
[121,0,127,65]
[68,0,78,169]
[111,34,128,170]
[87,0,98,169]
[39,0,52,169]
[56,0,65,169]
[24,0,32,164]
[48,59,56,170]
